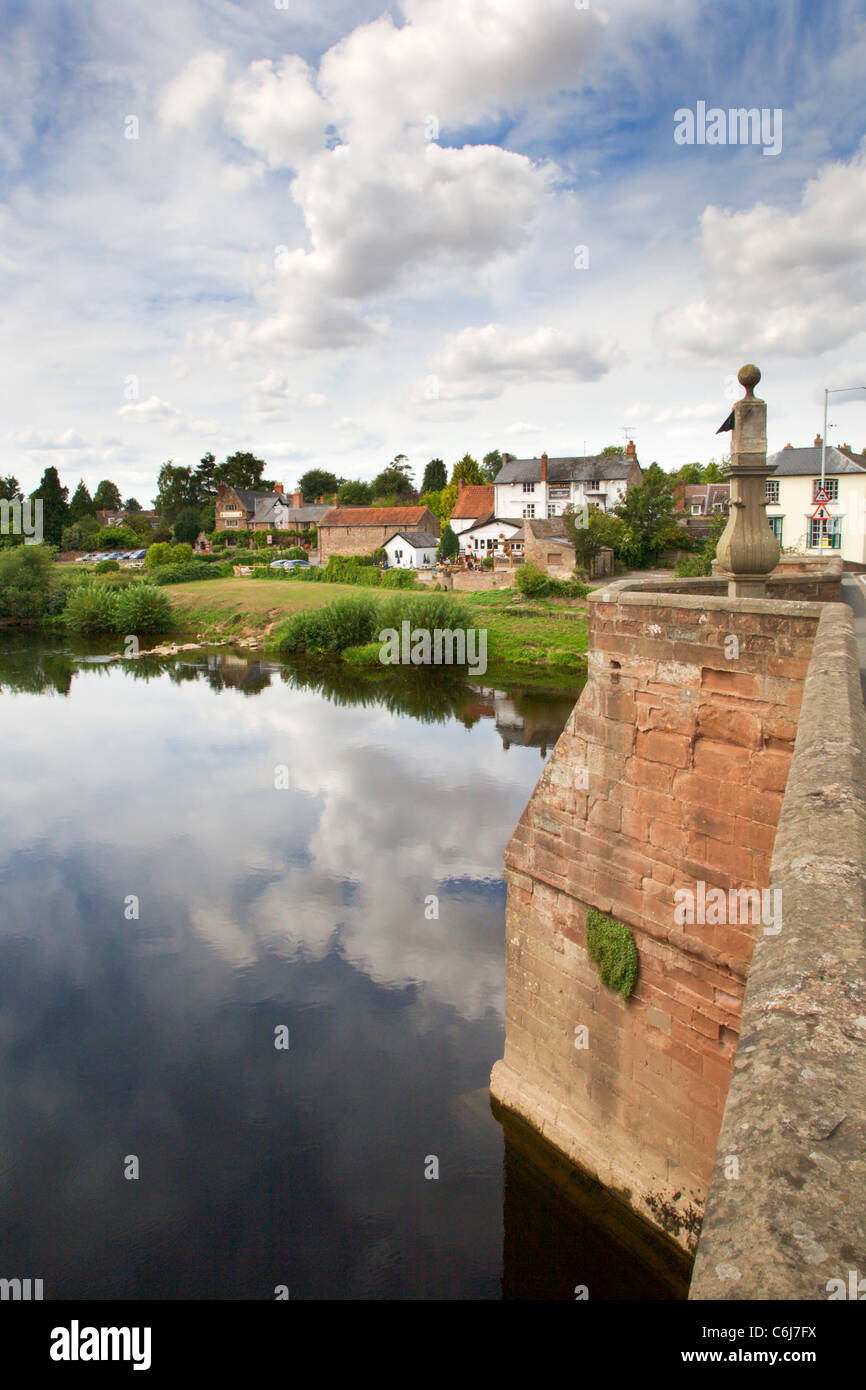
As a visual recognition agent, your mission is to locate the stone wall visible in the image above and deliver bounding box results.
[690,602,866,1299]
[318,524,393,563]
[490,582,822,1252]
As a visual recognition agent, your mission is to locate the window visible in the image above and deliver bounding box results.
[766,479,780,504]
[547,504,557,517]
[808,516,842,548]
[522,482,535,493]
[225,519,238,528]
[813,478,839,501]
[768,516,783,544]
[691,504,702,515]
[523,503,535,519]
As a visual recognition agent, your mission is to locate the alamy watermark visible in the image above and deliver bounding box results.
[674,103,783,157]
[0,498,43,544]
[674,881,781,936]
[378,621,487,677]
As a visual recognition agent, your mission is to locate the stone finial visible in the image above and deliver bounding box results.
[738,364,761,398]
[716,362,779,596]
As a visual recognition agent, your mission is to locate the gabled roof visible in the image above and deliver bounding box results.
[450,484,494,519]
[461,516,522,537]
[386,530,439,549]
[318,506,432,526]
[496,454,636,484]
[525,517,572,541]
[767,446,866,476]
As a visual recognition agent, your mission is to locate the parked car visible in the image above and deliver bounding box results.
[284,559,310,569]
[269,559,291,569]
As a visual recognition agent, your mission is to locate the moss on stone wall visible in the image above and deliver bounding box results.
[585,907,638,999]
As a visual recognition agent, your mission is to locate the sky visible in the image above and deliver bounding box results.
[2,0,866,505]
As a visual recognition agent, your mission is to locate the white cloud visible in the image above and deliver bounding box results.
[12,427,88,450]
[658,141,866,359]
[159,52,227,131]
[428,322,622,399]
[225,57,329,169]
[117,396,184,426]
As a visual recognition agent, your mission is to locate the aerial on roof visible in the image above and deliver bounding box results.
[496,455,637,485]
[767,446,866,476]
[450,485,494,519]
[318,506,432,526]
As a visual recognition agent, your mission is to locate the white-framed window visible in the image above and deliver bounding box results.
[813,478,839,501]
[766,479,780,504]
[691,503,702,515]
[523,503,535,519]
[808,516,842,548]
[522,482,535,493]
[547,504,557,517]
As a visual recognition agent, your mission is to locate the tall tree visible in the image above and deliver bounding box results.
[0,475,22,501]
[153,462,198,524]
[212,451,268,491]
[298,468,340,502]
[438,522,459,561]
[69,480,96,522]
[421,458,447,493]
[372,460,415,499]
[173,507,204,546]
[30,466,69,547]
[123,496,142,512]
[613,463,681,567]
[93,479,123,511]
[482,449,504,483]
[600,444,625,458]
[193,452,217,498]
[450,454,484,487]
[337,480,373,505]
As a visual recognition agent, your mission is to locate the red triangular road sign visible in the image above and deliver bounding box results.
[811,503,832,521]
[813,486,831,503]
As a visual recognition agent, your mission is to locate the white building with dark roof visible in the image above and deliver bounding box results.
[766,439,866,562]
[493,444,642,522]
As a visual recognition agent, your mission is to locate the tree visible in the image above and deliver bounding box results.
[0,476,22,502]
[153,462,198,524]
[371,461,415,499]
[450,454,483,487]
[124,496,142,512]
[213,450,268,491]
[421,458,447,492]
[193,452,217,498]
[121,512,154,542]
[612,463,681,567]
[30,466,69,548]
[482,449,504,483]
[173,507,204,546]
[703,459,725,482]
[438,522,459,561]
[337,480,373,505]
[145,542,174,570]
[563,504,626,573]
[93,479,122,511]
[600,444,625,458]
[69,480,96,522]
[298,468,340,502]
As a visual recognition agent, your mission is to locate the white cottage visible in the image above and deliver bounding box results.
[766,440,866,563]
[493,446,641,521]
[383,529,439,568]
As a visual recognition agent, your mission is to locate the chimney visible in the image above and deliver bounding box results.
[292,489,303,507]
[784,442,792,449]
[814,433,822,447]
[540,452,548,482]
[625,439,636,459]
[273,482,284,494]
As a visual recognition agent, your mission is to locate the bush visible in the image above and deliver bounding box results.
[514,563,551,597]
[149,561,231,585]
[94,558,120,573]
[0,545,60,620]
[381,568,418,589]
[63,582,120,634]
[271,596,379,655]
[585,907,638,999]
[170,542,193,565]
[146,542,173,569]
[114,584,174,633]
[285,546,308,560]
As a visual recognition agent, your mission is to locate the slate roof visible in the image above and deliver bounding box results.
[387,530,439,549]
[767,446,866,476]
[318,506,433,527]
[525,517,571,540]
[461,516,522,537]
[450,485,494,519]
[496,454,636,484]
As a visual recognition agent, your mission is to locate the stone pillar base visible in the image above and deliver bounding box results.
[727,575,771,599]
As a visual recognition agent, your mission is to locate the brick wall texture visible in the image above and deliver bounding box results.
[490,591,821,1253]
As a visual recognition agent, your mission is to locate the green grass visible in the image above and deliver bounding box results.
[162,575,589,672]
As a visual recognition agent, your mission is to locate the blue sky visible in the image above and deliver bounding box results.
[2,0,866,503]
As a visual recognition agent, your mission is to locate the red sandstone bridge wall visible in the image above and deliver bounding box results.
[490,587,822,1252]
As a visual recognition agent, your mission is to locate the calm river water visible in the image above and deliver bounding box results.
[0,638,684,1299]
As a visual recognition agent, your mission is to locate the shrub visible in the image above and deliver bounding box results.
[94,558,120,573]
[585,907,638,999]
[63,582,120,634]
[170,542,193,565]
[114,584,174,633]
[514,563,551,597]
[285,546,307,560]
[271,595,379,655]
[0,545,60,620]
[150,560,231,584]
[146,542,173,569]
[381,568,418,589]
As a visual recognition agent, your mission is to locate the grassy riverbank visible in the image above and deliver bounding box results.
[163,576,589,677]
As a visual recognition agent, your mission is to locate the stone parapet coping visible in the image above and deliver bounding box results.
[689,603,866,1300]
[588,577,823,619]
